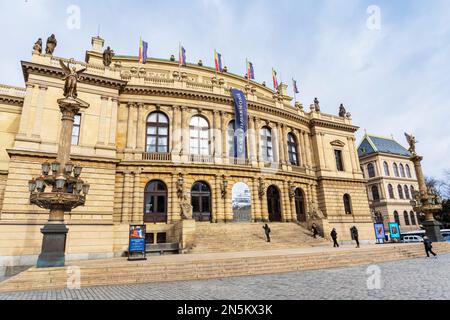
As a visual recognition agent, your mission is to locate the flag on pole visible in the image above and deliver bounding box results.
[179,44,186,67]
[247,60,255,80]
[214,50,223,73]
[272,68,279,90]
[292,78,300,94]
[138,38,148,64]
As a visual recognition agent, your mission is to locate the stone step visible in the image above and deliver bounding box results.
[1,243,447,293]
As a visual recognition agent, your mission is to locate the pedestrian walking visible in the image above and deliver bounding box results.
[331,228,339,247]
[351,226,360,248]
[263,224,271,243]
[311,223,319,239]
[423,236,437,258]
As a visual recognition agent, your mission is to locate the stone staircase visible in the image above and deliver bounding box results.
[190,222,329,253]
[1,243,449,294]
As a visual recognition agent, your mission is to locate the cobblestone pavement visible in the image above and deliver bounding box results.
[0,254,448,300]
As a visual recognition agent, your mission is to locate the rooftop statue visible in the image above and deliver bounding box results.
[339,103,347,117]
[404,133,418,155]
[103,46,114,67]
[314,98,321,112]
[45,34,57,55]
[59,59,86,99]
[33,38,42,54]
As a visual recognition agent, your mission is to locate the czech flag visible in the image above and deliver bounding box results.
[247,61,255,80]
[179,44,186,67]
[214,50,223,73]
[292,78,300,94]
[138,38,148,64]
[272,68,278,90]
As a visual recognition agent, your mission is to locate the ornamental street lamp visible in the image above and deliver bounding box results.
[405,133,444,242]
[29,87,89,268]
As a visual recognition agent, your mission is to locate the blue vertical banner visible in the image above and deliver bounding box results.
[231,89,248,159]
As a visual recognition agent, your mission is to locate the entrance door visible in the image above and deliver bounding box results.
[232,182,252,222]
[191,182,212,222]
[267,186,282,222]
[295,188,306,222]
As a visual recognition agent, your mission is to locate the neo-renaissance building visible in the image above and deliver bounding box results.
[0,36,374,269]
[358,134,421,233]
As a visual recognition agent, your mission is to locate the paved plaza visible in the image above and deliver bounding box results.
[0,253,448,300]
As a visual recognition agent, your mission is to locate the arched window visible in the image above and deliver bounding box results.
[404,211,410,226]
[367,163,376,178]
[295,188,306,222]
[388,184,395,199]
[144,180,168,223]
[394,211,400,225]
[287,133,299,166]
[410,186,415,198]
[372,185,380,201]
[384,161,390,176]
[190,116,210,155]
[191,182,212,222]
[260,127,274,162]
[393,163,399,177]
[410,211,416,225]
[343,194,352,215]
[416,212,422,225]
[406,164,412,178]
[227,120,236,158]
[404,185,410,199]
[398,185,404,199]
[146,112,169,153]
[399,164,406,178]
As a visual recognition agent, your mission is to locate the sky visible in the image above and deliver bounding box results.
[0,0,449,179]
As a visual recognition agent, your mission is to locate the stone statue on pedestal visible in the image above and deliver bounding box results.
[33,38,42,54]
[313,98,321,112]
[103,46,114,67]
[59,59,86,99]
[339,104,347,117]
[405,133,418,155]
[45,34,57,55]
[180,195,193,220]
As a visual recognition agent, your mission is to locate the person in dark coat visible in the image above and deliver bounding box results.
[331,228,339,247]
[263,224,271,243]
[351,226,360,248]
[311,223,319,239]
[423,236,437,258]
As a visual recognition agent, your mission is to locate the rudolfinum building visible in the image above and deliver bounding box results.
[0,36,374,271]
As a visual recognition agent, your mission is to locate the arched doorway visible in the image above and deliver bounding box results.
[295,188,306,222]
[144,180,168,223]
[191,181,212,222]
[267,186,282,222]
[232,182,252,222]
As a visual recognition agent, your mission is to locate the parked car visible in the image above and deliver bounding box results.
[402,235,424,243]
[443,236,450,243]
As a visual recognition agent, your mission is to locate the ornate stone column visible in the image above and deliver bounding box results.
[255,117,261,163]
[126,103,136,150]
[135,103,145,152]
[96,96,109,146]
[305,132,313,168]
[212,110,221,163]
[282,181,291,222]
[108,98,118,147]
[220,111,227,159]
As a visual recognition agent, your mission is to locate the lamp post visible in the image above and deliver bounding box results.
[30,96,89,268]
[406,133,444,242]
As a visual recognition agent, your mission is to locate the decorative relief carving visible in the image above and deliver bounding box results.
[330,140,346,147]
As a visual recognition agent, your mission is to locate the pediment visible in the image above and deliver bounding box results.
[330,140,346,147]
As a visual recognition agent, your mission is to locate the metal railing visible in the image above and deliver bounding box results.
[142,153,172,161]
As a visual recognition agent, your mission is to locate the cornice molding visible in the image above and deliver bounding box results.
[7,149,120,164]
[0,94,24,107]
[21,61,127,91]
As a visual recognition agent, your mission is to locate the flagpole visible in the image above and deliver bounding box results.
[214,49,217,78]
[246,58,249,86]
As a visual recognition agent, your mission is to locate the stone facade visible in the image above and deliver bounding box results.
[358,134,421,233]
[0,36,374,270]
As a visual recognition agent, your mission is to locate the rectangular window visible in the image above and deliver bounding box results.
[335,150,344,171]
[71,114,81,146]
